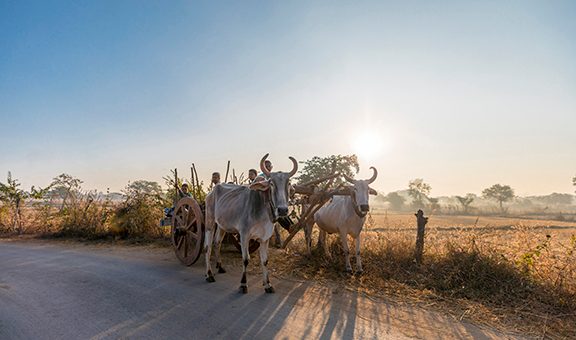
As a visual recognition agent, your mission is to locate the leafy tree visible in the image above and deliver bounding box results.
[0,172,50,233]
[455,193,475,214]
[482,184,514,213]
[384,192,405,211]
[50,173,83,211]
[296,154,359,187]
[123,180,164,201]
[408,178,431,209]
[113,180,167,238]
[0,172,27,233]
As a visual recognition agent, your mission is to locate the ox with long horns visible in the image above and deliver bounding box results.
[309,167,378,274]
[204,154,297,293]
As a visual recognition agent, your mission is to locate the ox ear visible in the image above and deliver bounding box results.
[289,184,295,198]
[369,187,378,195]
[249,180,270,191]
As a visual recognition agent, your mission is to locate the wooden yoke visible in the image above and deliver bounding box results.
[281,169,354,249]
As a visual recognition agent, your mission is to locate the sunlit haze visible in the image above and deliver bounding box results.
[1,1,575,197]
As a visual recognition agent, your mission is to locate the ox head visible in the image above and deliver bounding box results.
[249,153,297,220]
[343,167,378,213]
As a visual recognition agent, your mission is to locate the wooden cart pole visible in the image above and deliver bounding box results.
[415,209,428,265]
[224,160,230,183]
[193,164,200,191]
[190,166,196,200]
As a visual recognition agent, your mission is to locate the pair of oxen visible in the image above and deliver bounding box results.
[204,154,378,294]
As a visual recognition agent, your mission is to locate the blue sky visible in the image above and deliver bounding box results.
[1,1,575,196]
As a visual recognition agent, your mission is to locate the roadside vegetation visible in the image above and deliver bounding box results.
[0,172,172,241]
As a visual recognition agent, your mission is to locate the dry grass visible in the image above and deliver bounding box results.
[269,212,576,339]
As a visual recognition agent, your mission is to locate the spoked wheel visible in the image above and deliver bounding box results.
[171,197,204,266]
[229,233,260,254]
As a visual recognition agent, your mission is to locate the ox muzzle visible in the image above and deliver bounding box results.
[277,207,289,217]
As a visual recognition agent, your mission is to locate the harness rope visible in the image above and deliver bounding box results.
[262,189,278,222]
[350,192,367,218]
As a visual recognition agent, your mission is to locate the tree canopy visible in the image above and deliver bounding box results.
[384,192,405,211]
[296,154,359,187]
[0,172,28,233]
[123,180,164,204]
[408,178,431,209]
[482,184,514,212]
[455,193,475,214]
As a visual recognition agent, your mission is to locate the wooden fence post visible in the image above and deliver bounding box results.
[415,209,428,265]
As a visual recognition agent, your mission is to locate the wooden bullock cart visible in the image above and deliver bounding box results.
[164,166,352,266]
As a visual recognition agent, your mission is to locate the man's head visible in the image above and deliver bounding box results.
[248,169,258,181]
[211,172,221,185]
[181,183,189,193]
[264,160,273,172]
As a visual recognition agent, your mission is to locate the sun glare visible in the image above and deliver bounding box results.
[351,131,386,161]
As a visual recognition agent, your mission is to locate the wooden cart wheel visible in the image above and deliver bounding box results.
[229,233,260,254]
[171,197,204,266]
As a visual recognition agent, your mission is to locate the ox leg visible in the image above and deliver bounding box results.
[259,239,274,293]
[304,221,313,256]
[339,230,353,273]
[317,228,325,249]
[239,234,250,294]
[354,235,363,275]
[318,230,331,259]
[214,228,226,274]
[204,226,216,282]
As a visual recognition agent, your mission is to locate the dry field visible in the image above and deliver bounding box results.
[269,212,576,339]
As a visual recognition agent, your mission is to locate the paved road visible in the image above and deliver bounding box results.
[0,240,512,339]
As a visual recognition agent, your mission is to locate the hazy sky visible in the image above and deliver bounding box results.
[1,1,575,196]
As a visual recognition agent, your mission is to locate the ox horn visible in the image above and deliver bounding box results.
[343,173,355,184]
[288,156,298,177]
[366,167,378,184]
[260,153,271,177]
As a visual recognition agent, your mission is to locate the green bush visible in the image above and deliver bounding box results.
[111,180,167,239]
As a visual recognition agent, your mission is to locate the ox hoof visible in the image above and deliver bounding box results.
[206,276,216,283]
[218,267,227,274]
[239,286,248,294]
[355,270,364,276]
[344,269,353,275]
[265,286,275,294]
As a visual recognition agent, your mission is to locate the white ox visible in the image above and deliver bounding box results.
[307,167,378,274]
[204,154,297,293]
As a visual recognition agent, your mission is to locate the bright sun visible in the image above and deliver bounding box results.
[351,131,385,161]
[352,131,383,160]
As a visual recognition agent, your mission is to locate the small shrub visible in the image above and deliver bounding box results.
[111,180,167,239]
[55,191,113,239]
